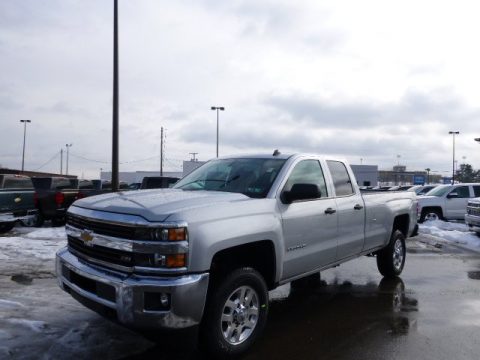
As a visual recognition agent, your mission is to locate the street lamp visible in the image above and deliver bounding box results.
[425,168,431,184]
[66,144,73,175]
[20,120,31,172]
[475,138,480,144]
[211,106,225,157]
[449,131,459,184]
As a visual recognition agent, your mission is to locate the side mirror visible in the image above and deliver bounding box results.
[447,192,458,199]
[282,183,321,204]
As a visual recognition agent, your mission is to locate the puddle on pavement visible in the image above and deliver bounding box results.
[11,274,33,285]
[467,271,480,280]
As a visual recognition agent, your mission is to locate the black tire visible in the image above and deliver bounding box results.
[199,267,269,358]
[33,213,45,227]
[376,230,406,278]
[290,272,321,290]
[0,222,15,234]
[419,208,442,223]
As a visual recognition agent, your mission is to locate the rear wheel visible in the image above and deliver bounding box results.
[51,217,65,227]
[199,267,268,358]
[0,222,15,234]
[377,230,406,278]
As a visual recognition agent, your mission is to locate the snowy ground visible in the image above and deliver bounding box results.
[419,220,480,253]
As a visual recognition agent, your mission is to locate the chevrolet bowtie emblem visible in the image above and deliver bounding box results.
[80,229,94,245]
[14,197,21,203]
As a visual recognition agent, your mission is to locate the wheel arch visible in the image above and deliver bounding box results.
[210,240,277,290]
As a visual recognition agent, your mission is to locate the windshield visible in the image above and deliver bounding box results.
[425,185,450,197]
[173,158,286,198]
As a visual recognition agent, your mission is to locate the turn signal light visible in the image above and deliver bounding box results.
[168,228,188,241]
[166,254,186,268]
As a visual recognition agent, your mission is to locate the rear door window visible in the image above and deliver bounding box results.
[326,160,354,197]
[473,186,480,197]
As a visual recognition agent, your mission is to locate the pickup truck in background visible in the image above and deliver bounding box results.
[56,153,417,357]
[465,197,480,236]
[140,176,180,189]
[31,177,80,227]
[0,174,37,234]
[417,183,480,222]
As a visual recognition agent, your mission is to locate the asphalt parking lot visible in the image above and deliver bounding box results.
[1,231,479,360]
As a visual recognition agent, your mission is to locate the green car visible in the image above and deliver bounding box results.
[0,174,38,234]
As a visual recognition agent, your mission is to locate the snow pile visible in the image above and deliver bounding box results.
[419,220,480,251]
[0,227,67,263]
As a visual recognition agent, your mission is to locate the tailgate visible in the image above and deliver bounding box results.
[0,190,35,213]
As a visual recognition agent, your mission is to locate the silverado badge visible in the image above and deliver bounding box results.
[80,229,94,246]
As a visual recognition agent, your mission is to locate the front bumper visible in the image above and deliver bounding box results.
[465,214,480,233]
[0,209,37,224]
[56,247,209,329]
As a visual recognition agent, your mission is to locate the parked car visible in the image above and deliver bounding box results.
[0,174,37,233]
[417,183,480,222]
[31,177,80,226]
[465,198,480,236]
[56,153,417,357]
[140,176,179,189]
[409,185,438,196]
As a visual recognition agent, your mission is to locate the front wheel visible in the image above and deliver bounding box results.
[419,209,442,223]
[199,267,269,358]
[377,230,406,278]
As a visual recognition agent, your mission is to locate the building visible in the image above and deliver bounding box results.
[0,168,77,179]
[378,165,441,185]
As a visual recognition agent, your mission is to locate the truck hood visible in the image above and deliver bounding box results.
[71,189,251,222]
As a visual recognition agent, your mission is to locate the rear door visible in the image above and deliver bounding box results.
[279,158,338,279]
[326,160,365,260]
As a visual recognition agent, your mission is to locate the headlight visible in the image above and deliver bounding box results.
[134,226,188,242]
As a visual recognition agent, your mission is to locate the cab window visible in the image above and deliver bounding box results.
[283,160,328,198]
[451,186,470,198]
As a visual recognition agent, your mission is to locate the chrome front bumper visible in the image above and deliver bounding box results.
[465,214,480,233]
[0,209,37,223]
[56,247,209,329]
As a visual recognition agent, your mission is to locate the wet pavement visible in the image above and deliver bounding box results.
[1,233,480,359]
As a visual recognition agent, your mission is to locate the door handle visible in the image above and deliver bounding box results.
[354,204,364,210]
[325,207,336,214]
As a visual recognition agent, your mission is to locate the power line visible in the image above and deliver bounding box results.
[34,151,61,171]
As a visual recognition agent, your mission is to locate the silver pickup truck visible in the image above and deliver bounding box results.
[56,153,417,357]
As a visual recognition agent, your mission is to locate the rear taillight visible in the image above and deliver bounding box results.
[55,192,65,206]
[33,192,38,207]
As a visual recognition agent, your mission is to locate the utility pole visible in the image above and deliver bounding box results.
[20,119,31,172]
[66,144,73,175]
[112,0,120,191]
[160,127,164,176]
[449,131,459,184]
[211,106,225,157]
[189,152,198,161]
[60,149,63,174]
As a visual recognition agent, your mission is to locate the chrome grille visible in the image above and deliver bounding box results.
[67,213,136,239]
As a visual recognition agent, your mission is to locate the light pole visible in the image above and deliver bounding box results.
[66,144,73,175]
[425,168,430,184]
[211,106,225,157]
[20,120,31,172]
[449,131,459,184]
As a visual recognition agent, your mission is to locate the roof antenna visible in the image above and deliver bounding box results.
[273,149,281,156]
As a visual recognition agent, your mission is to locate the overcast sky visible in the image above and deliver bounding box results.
[1,0,480,179]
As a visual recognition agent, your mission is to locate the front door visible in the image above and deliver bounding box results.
[279,159,338,280]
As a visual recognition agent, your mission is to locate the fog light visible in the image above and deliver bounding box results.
[160,293,169,307]
[166,254,186,268]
